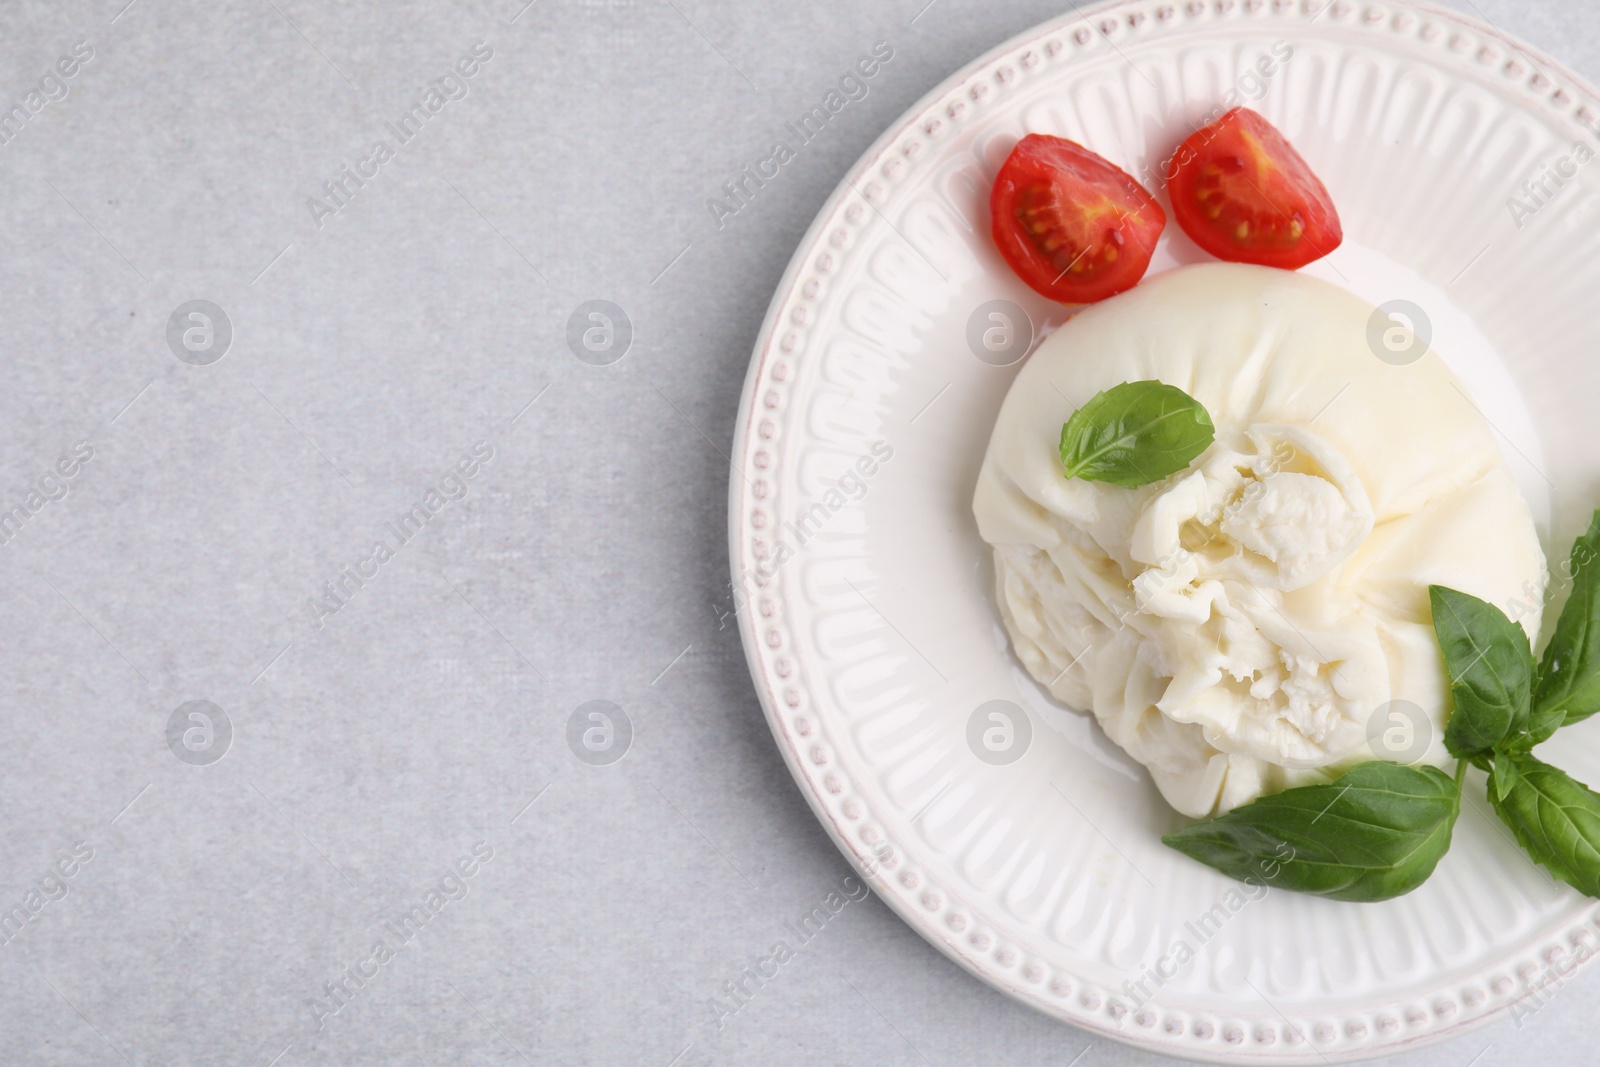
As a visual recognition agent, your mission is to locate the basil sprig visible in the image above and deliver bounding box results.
[1058,380,1214,488]
[1163,510,1600,902]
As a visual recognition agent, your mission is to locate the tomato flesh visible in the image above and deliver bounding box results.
[990,134,1166,304]
[1168,108,1341,269]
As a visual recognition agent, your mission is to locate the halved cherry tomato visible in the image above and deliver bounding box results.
[1167,108,1342,270]
[989,133,1166,304]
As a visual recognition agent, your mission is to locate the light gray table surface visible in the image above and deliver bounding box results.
[0,1,1594,1064]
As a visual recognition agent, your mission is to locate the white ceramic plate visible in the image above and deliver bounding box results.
[729,1,1600,1061]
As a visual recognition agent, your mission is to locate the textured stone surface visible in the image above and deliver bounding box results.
[0,1,1589,1063]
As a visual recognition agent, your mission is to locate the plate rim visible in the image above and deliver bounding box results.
[727,1,1600,1061]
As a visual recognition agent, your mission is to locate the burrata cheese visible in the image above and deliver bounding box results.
[972,263,1546,817]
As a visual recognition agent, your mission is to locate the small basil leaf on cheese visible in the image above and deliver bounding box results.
[1058,380,1214,488]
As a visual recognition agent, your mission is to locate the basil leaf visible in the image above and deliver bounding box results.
[1517,703,1567,752]
[1490,754,1520,803]
[1429,586,1533,758]
[1532,511,1600,731]
[1488,753,1600,897]
[1058,380,1215,488]
[1162,762,1460,902]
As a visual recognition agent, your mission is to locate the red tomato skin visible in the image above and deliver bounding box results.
[1168,107,1342,270]
[989,134,1166,304]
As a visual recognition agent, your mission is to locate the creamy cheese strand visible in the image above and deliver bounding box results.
[973,263,1546,818]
